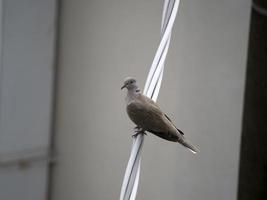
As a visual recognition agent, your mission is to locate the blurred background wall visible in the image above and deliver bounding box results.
[0,0,253,200]
[52,0,251,200]
[0,0,56,200]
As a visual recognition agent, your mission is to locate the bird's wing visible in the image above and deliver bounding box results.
[164,114,184,135]
[142,95,185,135]
[127,95,167,132]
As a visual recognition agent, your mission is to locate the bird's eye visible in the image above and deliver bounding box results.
[130,80,133,84]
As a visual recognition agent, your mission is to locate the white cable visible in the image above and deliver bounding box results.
[120,1,180,199]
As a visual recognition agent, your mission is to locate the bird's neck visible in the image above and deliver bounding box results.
[126,88,141,104]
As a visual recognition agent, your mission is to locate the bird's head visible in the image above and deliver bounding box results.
[121,77,138,90]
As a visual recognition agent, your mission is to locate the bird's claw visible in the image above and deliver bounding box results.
[132,127,146,137]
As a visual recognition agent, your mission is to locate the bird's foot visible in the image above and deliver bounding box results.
[132,132,146,138]
[132,127,146,138]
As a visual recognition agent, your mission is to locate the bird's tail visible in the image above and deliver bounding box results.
[178,138,199,154]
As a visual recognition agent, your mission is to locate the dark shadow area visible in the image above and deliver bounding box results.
[238,0,267,199]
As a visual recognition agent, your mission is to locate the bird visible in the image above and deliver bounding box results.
[121,77,199,154]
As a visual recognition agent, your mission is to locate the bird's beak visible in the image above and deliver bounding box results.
[121,84,126,90]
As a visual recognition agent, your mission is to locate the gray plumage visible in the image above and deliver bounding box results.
[121,77,199,154]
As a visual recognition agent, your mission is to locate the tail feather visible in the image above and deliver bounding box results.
[179,139,199,154]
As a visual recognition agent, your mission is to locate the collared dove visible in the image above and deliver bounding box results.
[121,77,199,154]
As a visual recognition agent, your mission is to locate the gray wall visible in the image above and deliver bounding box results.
[52,0,250,200]
[0,0,56,199]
